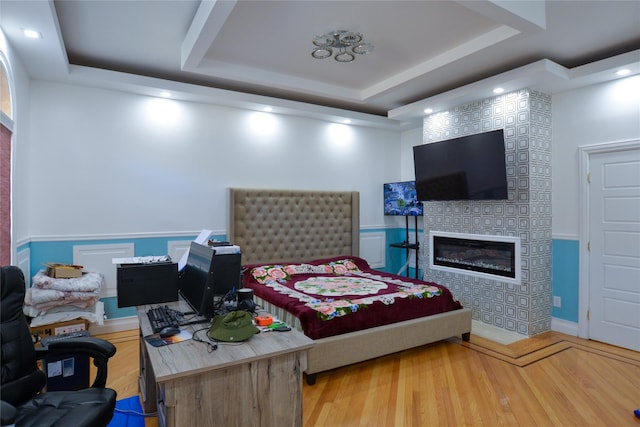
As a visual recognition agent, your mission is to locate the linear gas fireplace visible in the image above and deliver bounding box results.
[429,231,521,284]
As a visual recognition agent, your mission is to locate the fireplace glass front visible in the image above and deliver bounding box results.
[432,235,516,279]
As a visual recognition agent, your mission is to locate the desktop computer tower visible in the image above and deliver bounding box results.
[116,262,179,308]
[209,252,242,296]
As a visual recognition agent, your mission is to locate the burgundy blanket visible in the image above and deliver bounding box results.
[243,256,462,340]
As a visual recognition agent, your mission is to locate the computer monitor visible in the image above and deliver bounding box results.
[179,242,241,318]
[116,262,178,308]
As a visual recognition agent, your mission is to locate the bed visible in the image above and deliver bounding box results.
[229,188,472,384]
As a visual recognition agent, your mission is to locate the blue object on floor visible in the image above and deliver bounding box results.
[107,395,145,427]
[634,408,640,419]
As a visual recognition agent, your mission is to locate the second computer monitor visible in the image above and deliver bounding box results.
[179,242,241,318]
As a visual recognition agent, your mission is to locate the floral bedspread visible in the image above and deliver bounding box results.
[244,256,462,339]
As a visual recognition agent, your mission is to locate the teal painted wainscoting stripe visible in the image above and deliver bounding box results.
[25,234,224,320]
[376,226,421,279]
[25,234,576,322]
[25,230,429,321]
[27,235,207,279]
[103,298,137,319]
[552,239,579,322]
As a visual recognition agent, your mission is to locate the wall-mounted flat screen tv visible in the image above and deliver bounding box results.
[413,129,508,201]
[383,180,423,216]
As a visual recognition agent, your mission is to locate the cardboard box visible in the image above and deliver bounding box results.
[30,319,89,338]
[46,263,83,278]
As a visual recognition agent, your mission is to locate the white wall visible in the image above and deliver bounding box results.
[0,29,32,246]
[400,126,422,181]
[551,75,640,238]
[23,80,402,239]
[18,60,640,245]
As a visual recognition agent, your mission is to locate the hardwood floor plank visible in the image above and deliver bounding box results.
[359,363,384,426]
[99,330,640,426]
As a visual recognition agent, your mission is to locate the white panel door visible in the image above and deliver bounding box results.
[588,147,640,351]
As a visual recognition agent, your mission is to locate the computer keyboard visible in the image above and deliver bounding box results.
[147,305,181,333]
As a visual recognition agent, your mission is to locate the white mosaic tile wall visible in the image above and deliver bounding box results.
[420,89,552,336]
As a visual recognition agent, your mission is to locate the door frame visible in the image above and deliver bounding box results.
[578,138,640,339]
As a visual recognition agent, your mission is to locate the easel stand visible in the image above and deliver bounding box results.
[389,215,420,279]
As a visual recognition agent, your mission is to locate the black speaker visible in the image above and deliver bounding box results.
[237,288,253,302]
[237,288,255,313]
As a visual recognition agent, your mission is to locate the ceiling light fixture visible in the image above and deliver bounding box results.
[23,29,41,39]
[311,30,373,63]
[616,69,631,76]
[493,87,505,94]
[423,108,433,114]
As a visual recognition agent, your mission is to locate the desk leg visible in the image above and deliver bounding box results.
[138,329,157,414]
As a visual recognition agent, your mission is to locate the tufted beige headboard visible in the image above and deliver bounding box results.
[229,188,360,265]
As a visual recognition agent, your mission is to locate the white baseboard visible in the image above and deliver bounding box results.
[89,316,138,335]
[551,317,578,336]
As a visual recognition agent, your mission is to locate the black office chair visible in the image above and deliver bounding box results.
[0,265,117,427]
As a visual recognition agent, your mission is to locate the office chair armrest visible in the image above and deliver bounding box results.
[43,337,116,359]
[37,337,117,388]
[1,400,17,426]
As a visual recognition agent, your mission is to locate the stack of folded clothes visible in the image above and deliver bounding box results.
[23,269,105,327]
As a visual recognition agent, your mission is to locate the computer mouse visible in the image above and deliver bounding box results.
[159,326,180,338]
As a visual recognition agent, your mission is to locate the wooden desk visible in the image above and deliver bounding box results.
[137,300,314,427]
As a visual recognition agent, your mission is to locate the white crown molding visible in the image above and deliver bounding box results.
[389,50,640,127]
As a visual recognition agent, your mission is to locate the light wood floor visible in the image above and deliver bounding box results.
[97,329,640,426]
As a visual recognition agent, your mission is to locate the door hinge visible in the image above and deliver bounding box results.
[587,241,590,251]
[587,309,590,321]
[587,172,591,183]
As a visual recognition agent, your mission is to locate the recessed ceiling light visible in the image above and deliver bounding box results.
[493,87,505,94]
[616,69,631,76]
[423,108,433,114]
[23,29,42,39]
[343,119,352,124]
[263,106,273,112]
[159,91,171,98]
